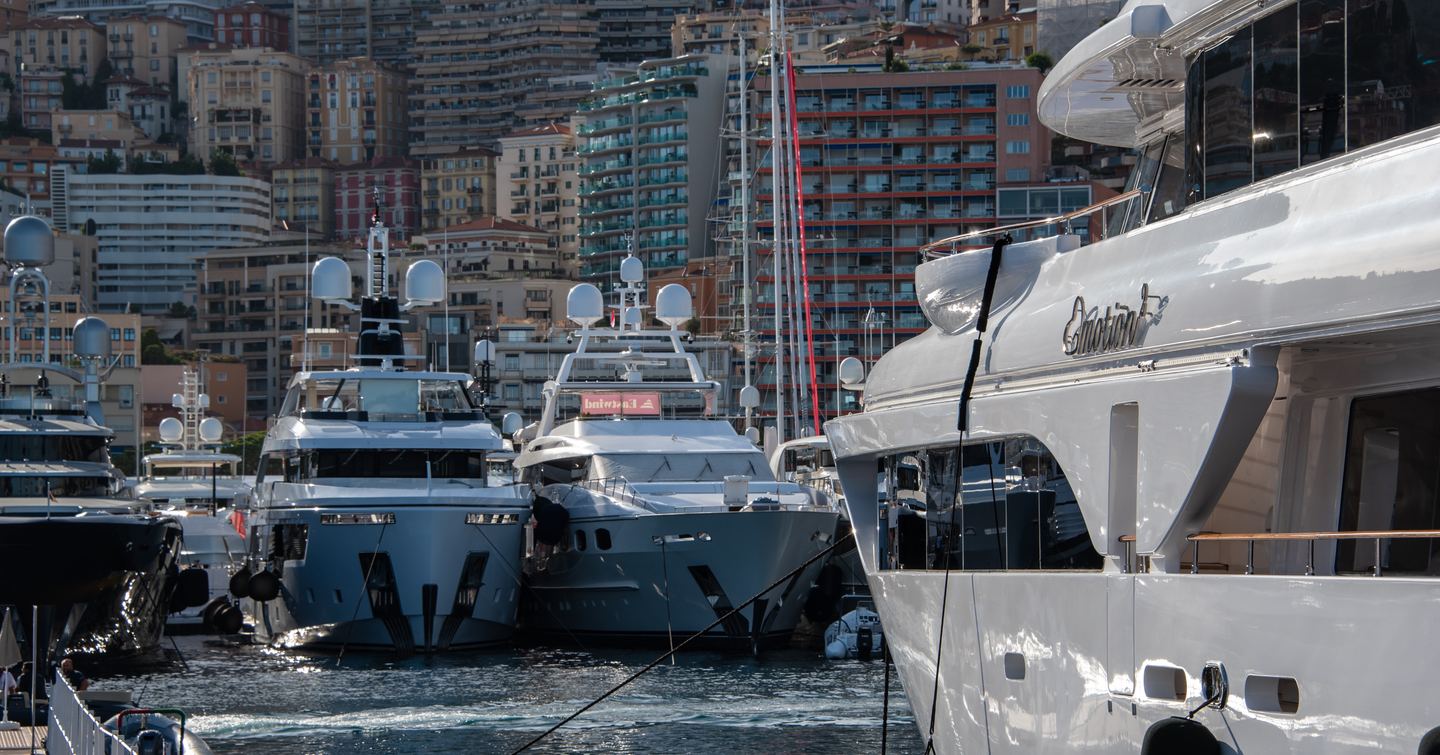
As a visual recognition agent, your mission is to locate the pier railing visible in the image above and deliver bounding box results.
[920,189,1143,258]
[47,672,135,755]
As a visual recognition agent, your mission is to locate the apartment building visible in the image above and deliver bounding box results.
[29,0,223,42]
[186,46,306,166]
[304,57,407,163]
[408,1,599,154]
[9,15,105,76]
[271,157,336,237]
[0,137,79,215]
[0,0,27,36]
[595,0,690,64]
[139,360,247,436]
[105,14,186,89]
[966,9,1037,62]
[333,157,418,240]
[419,147,495,232]
[496,122,579,268]
[576,55,730,289]
[193,239,356,419]
[213,2,287,50]
[106,77,172,140]
[416,217,573,369]
[292,0,438,67]
[57,172,272,313]
[747,65,1048,416]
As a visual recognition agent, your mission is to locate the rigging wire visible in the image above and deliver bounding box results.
[511,531,854,754]
[785,50,822,435]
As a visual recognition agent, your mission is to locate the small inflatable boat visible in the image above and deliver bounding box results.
[823,604,884,660]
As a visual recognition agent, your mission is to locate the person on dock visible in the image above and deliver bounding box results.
[13,664,33,699]
[0,664,14,696]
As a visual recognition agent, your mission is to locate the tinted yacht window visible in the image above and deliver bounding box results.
[1347,0,1440,149]
[1254,6,1301,178]
[1300,0,1348,163]
[1203,27,1254,198]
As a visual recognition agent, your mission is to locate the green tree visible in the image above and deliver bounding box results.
[140,328,183,365]
[220,430,267,476]
[166,301,195,319]
[209,150,241,177]
[1025,52,1055,74]
[87,149,122,174]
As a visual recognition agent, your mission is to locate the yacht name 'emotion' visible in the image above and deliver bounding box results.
[1062,284,1162,357]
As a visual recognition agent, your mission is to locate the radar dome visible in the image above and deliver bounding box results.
[3,216,54,267]
[198,417,224,443]
[158,417,183,443]
[619,255,644,283]
[404,259,444,306]
[566,283,604,327]
[311,256,352,301]
[73,317,111,359]
[501,412,524,436]
[654,284,693,328]
[473,338,494,365]
[839,356,866,388]
[739,384,760,409]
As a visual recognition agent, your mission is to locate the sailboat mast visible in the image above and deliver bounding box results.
[739,24,751,401]
[768,0,786,445]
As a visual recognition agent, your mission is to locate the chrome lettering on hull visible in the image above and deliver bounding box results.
[1062,284,1163,356]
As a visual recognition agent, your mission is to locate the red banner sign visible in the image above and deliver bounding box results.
[581,392,661,416]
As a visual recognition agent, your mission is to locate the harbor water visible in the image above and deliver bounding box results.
[107,636,922,753]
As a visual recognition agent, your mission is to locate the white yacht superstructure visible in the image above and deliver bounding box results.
[135,367,251,631]
[241,199,531,651]
[515,259,838,649]
[825,0,1440,751]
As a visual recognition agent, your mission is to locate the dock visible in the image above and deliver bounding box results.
[0,725,43,754]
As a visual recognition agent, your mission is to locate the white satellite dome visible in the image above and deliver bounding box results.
[839,357,867,388]
[311,256,352,301]
[404,259,444,306]
[158,417,183,443]
[3,216,54,268]
[619,255,644,283]
[566,283,604,327]
[72,317,111,359]
[198,417,224,443]
[654,284,693,328]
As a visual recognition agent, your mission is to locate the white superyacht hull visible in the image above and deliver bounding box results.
[525,509,838,648]
[246,499,530,652]
[873,568,1440,753]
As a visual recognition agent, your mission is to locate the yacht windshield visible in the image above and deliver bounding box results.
[0,434,107,463]
[303,448,488,481]
[0,475,117,497]
[592,452,775,483]
[283,378,477,420]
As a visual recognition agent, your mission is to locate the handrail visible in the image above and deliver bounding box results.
[1184,529,1440,577]
[919,189,1143,257]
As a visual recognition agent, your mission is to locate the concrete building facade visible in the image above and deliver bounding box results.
[333,157,418,240]
[186,45,306,166]
[747,65,1049,417]
[57,172,272,313]
[419,147,495,233]
[270,157,335,237]
[304,57,407,164]
[29,0,223,42]
[576,54,730,289]
[496,122,580,269]
[105,14,186,90]
[213,2,288,51]
[292,0,438,68]
[408,0,598,154]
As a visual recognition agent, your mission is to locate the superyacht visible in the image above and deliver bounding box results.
[824,0,1440,751]
[0,216,184,664]
[134,366,250,631]
[241,201,531,651]
[515,257,839,649]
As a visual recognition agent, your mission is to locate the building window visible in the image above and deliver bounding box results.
[1006,113,1030,126]
[1006,84,1030,99]
[1005,168,1031,182]
[123,328,136,341]
[1005,140,1031,154]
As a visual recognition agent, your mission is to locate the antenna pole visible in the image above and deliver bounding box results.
[302,224,311,372]
[443,227,451,372]
[768,0,786,446]
[739,25,752,431]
